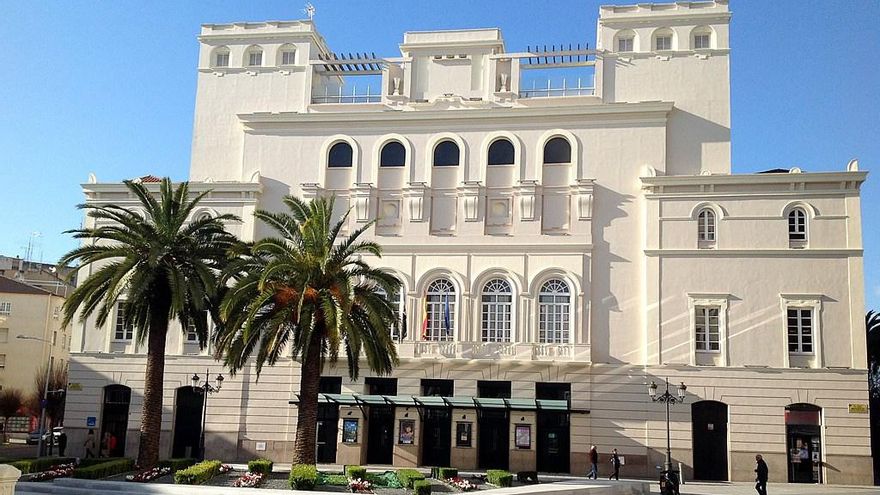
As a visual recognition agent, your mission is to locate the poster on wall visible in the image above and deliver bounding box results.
[514,425,531,449]
[456,422,472,447]
[342,419,359,443]
[399,419,415,444]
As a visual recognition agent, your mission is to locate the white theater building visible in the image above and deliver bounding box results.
[65,0,872,484]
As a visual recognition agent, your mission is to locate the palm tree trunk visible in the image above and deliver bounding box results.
[292,331,323,464]
[137,315,169,468]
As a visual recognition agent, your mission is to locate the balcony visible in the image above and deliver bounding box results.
[396,341,590,362]
[519,79,595,99]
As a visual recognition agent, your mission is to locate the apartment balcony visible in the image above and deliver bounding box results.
[396,341,590,362]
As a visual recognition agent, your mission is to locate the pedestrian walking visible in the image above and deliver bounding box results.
[83,429,96,458]
[58,429,68,456]
[755,454,768,495]
[588,445,599,479]
[609,448,621,480]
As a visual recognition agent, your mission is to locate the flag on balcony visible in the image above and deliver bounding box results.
[443,291,451,337]
[421,293,429,340]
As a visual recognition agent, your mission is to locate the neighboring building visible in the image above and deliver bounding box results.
[0,255,77,297]
[0,276,71,393]
[65,0,872,484]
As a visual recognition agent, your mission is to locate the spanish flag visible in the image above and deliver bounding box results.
[421,293,429,340]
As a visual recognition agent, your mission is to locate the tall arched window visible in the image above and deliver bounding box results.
[698,208,716,246]
[376,279,405,340]
[487,139,515,166]
[380,141,406,167]
[433,140,460,167]
[212,46,230,68]
[788,208,807,245]
[328,142,353,168]
[543,137,571,164]
[481,279,513,342]
[245,45,263,67]
[538,279,570,343]
[425,279,455,341]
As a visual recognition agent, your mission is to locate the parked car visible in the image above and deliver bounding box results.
[25,427,62,445]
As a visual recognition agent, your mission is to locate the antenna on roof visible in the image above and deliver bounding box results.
[304,2,316,20]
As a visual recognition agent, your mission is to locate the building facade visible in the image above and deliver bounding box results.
[65,0,873,484]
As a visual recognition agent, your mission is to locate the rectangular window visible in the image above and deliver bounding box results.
[656,36,672,51]
[215,53,229,67]
[248,51,262,67]
[618,38,634,52]
[694,34,710,49]
[0,302,10,316]
[114,303,134,341]
[0,328,7,343]
[0,354,5,368]
[695,306,721,352]
[281,51,296,65]
[787,308,813,354]
[53,331,57,345]
[186,321,198,342]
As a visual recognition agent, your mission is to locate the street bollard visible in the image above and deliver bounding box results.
[0,464,22,495]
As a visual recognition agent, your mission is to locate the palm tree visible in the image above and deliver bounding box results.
[61,178,239,468]
[215,196,400,464]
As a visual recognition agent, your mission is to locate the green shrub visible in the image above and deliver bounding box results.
[159,458,197,472]
[317,472,348,486]
[437,467,458,480]
[289,464,317,490]
[517,471,538,483]
[247,458,273,475]
[396,468,425,488]
[413,479,432,495]
[346,465,367,480]
[72,458,135,479]
[366,471,402,488]
[487,469,513,487]
[173,459,221,485]
[11,457,76,474]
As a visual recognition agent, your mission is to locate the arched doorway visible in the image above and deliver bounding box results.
[785,403,822,483]
[691,400,728,481]
[100,385,131,457]
[172,386,204,458]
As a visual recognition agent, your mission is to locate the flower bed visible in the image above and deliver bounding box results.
[446,476,478,492]
[348,477,372,493]
[29,463,75,482]
[126,466,171,482]
[233,471,265,488]
[220,464,233,474]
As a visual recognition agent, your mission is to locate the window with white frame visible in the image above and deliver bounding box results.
[280,45,297,66]
[0,354,5,368]
[618,37,634,52]
[376,280,405,340]
[697,208,716,246]
[246,47,263,67]
[0,302,10,316]
[114,303,134,341]
[787,308,813,354]
[694,306,720,352]
[481,279,513,342]
[788,208,807,246]
[655,35,672,51]
[694,34,711,49]
[213,47,230,68]
[0,328,7,343]
[538,279,570,344]
[185,321,198,343]
[424,279,455,341]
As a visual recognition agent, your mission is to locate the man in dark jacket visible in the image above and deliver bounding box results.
[755,454,768,495]
[609,449,621,480]
[588,445,598,479]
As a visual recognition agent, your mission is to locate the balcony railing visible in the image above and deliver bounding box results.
[396,341,589,362]
[312,85,382,104]
[520,78,594,99]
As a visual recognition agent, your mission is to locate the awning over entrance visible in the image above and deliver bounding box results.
[289,394,586,413]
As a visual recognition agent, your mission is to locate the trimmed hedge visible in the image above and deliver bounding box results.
[317,472,348,486]
[487,469,513,487]
[173,459,221,485]
[72,458,135,479]
[346,465,367,480]
[289,464,317,490]
[396,468,425,488]
[160,458,197,472]
[367,471,403,488]
[247,458,273,475]
[11,457,76,474]
[413,479,432,495]
[437,467,458,480]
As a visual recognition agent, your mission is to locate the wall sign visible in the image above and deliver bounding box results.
[342,419,359,443]
[255,441,267,451]
[848,403,868,414]
[514,425,531,449]
[456,422,472,448]
[86,416,96,427]
[398,419,415,445]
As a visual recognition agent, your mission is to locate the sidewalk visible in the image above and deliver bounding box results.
[648,480,880,495]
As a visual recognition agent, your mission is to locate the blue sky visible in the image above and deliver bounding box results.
[1,1,878,308]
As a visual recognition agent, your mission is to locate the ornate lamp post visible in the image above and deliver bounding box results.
[648,379,687,486]
[191,370,224,460]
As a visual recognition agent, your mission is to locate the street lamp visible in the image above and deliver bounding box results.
[17,334,53,458]
[648,379,687,488]
[191,369,224,459]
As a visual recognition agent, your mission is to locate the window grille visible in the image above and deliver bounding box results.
[538,279,570,343]
[481,279,513,342]
[787,308,813,353]
[695,306,720,351]
[424,279,455,341]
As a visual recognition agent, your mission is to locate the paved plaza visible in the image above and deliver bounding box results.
[648,480,880,495]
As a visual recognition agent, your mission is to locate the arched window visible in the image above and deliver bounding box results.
[692,26,714,50]
[653,28,675,51]
[433,140,460,167]
[614,29,637,52]
[245,46,263,67]
[698,208,716,245]
[380,141,406,167]
[376,279,405,340]
[212,46,230,68]
[279,44,297,66]
[425,279,455,341]
[788,208,807,245]
[328,142,353,168]
[538,279,570,343]
[543,137,571,164]
[481,279,513,342]
[487,139,515,166]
